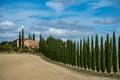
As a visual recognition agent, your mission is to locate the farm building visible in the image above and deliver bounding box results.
[12,38,39,48]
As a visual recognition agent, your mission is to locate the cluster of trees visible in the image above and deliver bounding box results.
[19,28,36,49]
[39,32,120,73]
[0,41,12,52]
[28,33,35,40]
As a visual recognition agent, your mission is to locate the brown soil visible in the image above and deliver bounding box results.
[0,54,118,80]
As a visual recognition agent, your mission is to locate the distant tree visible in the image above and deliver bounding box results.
[95,35,100,72]
[80,40,83,68]
[119,36,120,70]
[22,28,24,49]
[77,42,80,67]
[106,33,112,73]
[83,39,87,69]
[33,34,35,40]
[29,33,31,39]
[73,41,76,66]
[87,37,91,70]
[91,36,95,71]
[39,34,41,52]
[19,32,21,49]
[100,36,105,72]
[0,41,12,52]
[113,32,117,73]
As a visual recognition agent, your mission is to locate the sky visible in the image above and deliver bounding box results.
[0,0,120,42]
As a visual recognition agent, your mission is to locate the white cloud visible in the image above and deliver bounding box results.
[94,18,120,24]
[61,38,67,42]
[0,20,15,26]
[0,20,24,39]
[46,1,64,14]
[32,31,41,35]
[46,28,67,36]
[21,25,24,29]
[46,28,92,37]
[89,0,112,9]
[0,33,17,38]
[52,0,80,5]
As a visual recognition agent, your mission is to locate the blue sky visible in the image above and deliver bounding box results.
[0,0,120,42]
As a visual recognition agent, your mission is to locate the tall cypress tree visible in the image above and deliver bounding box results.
[73,41,76,66]
[77,42,80,67]
[100,36,105,72]
[33,34,35,40]
[83,39,87,69]
[91,36,95,71]
[80,40,83,68]
[106,33,112,73]
[29,33,31,39]
[87,37,91,70]
[119,36,120,70]
[95,35,100,72]
[113,32,117,73]
[22,28,24,49]
[19,32,21,49]
[39,34,41,52]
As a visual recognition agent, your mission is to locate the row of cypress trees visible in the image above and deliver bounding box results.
[39,32,120,73]
[28,33,35,40]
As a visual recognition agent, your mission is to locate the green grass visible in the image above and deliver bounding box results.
[39,53,120,80]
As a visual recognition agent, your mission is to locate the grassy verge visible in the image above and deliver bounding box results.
[39,53,120,80]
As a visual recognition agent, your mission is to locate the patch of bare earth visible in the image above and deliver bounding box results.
[0,54,118,80]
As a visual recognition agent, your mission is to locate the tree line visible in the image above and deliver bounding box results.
[39,32,120,73]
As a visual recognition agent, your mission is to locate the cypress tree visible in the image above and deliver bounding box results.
[33,34,35,40]
[91,36,95,71]
[113,32,117,73]
[19,32,21,49]
[119,36,120,70]
[100,36,105,72]
[106,33,112,73]
[77,42,80,67]
[39,34,42,52]
[110,38,113,67]
[83,39,87,69]
[29,34,31,39]
[80,40,83,68]
[22,28,24,49]
[73,41,76,66]
[95,35,100,72]
[87,37,91,70]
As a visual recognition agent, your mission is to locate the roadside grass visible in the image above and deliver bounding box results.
[39,53,120,80]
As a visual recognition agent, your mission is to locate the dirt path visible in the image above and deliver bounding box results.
[0,54,118,80]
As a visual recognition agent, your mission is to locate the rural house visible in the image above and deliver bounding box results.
[12,38,39,48]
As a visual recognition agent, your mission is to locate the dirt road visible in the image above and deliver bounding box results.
[0,54,118,80]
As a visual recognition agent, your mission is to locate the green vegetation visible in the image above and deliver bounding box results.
[0,41,12,52]
[91,36,95,71]
[19,32,21,49]
[22,28,24,49]
[39,32,120,74]
[100,36,105,72]
[80,40,83,68]
[33,34,35,40]
[95,35,100,72]
[87,37,91,70]
[119,36,120,70]
[112,32,117,73]
[106,33,112,73]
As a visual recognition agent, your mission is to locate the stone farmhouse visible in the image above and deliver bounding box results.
[12,38,39,48]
